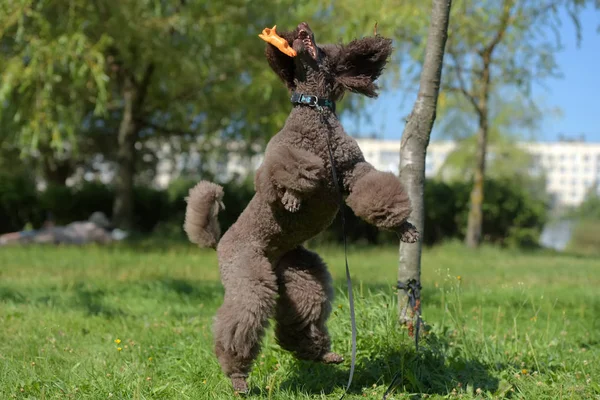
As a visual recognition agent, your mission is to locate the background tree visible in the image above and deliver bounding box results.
[1,0,428,229]
[437,92,547,190]
[438,0,590,248]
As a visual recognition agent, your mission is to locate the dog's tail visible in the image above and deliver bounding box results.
[184,181,225,249]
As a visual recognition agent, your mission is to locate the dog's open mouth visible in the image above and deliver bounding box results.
[257,22,318,60]
[298,28,317,60]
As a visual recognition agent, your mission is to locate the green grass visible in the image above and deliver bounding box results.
[1,241,599,399]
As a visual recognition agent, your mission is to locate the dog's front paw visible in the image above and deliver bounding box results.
[397,221,420,243]
[282,191,301,212]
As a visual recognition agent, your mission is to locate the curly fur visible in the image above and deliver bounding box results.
[274,246,334,361]
[184,22,418,393]
[184,181,224,249]
[346,166,412,229]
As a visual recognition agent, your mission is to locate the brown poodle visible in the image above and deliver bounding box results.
[184,22,419,393]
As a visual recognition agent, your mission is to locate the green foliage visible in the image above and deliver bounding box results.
[438,94,543,182]
[466,178,548,247]
[0,170,43,233]
[0,173,549,247]
[423,0,590,247]
[0,243,598,398]
[423,180,464,245]
[567,220,600,256]
[568,187,600,220]
[438,0,587,112]
[421,178,548,248]
[0,0,424,156]
[0,0,111,152]
[317,178,548,248]
[565,188,600,255]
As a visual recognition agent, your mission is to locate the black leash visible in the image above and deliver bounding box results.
[294,94,356,399]
[292,94,427,400]
[293,93,424,399]
[323,119,357,400]
[382,279,422,400]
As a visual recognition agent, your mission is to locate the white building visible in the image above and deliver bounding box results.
[354,138,600,207]
[146,136,599,208]
[354,138,455,178]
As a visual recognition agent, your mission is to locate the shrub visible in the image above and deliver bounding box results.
[564,190,600,255]
[0,171,550,248]
[132,186,169,232]
[423,180,465,245]
[567,220,600,256]
[0,171,43,232]
[455,178,548,248]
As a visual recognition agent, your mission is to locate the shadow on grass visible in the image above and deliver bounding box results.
[73,283,127,318]
[0,286,26,303]
[70,278,224,319]
[280,335,500,398]
[158,278,223,300]
[0,278,224,318]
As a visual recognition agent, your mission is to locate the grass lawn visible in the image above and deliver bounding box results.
[0,240,599,399]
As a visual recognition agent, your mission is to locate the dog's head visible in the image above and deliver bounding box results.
[265,22,393,101]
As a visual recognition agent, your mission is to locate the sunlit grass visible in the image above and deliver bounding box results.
[0,241,598,399]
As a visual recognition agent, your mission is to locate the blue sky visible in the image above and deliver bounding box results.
[344,6,600,143]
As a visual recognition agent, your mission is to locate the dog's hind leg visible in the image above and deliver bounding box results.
[213,241,278,393]
[274,246,343,364]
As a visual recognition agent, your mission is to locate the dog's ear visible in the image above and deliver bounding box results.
[334,36,393,98]
[265,29,296,91]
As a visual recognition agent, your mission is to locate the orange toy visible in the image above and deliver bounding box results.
[258,25,297,57]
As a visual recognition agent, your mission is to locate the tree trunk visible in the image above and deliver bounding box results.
[38,143,73,187]
[398,0,452,324]
[464,0,511,248]
[464,113,489,247]
[41,157,73,187]
[465,62,491,248]
[112,64,154,231]
[112,75,137,231]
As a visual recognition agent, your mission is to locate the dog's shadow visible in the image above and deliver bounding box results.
[278,334,500,398]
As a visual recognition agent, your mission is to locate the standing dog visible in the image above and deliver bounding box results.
[184,22,419,393]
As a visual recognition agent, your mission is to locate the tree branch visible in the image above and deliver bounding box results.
[445,50,482,117]
[134,63,155,112]
[481,0,515,59]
